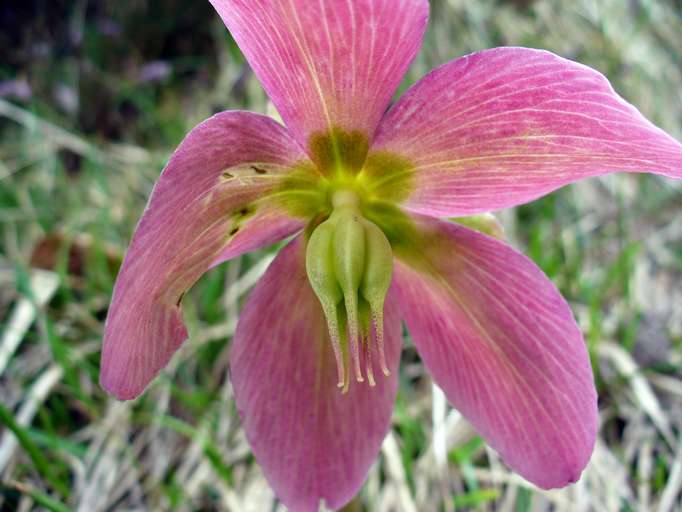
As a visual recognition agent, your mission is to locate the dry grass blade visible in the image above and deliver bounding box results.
[598,342,676,448]
[0,269,59,377]
[657,437,682,512]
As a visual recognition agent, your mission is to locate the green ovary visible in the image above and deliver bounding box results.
[306,189,394,392]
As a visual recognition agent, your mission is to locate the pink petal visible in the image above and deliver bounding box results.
[209,0,428,154]
[374,47,682,216]
[393,215,598,488]
[231,236,402,512]
[100,111,308,400]
[209,201,302,268]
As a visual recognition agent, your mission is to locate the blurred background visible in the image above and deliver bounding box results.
[1,0,682,510]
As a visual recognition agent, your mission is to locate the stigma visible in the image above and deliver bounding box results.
[306,190,393,392]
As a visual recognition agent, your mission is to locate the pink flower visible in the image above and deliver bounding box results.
[100,1,682,510]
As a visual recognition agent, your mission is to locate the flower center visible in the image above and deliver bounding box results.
[305,189,393,392]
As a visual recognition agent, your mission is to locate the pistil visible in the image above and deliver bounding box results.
[306,190,394,392]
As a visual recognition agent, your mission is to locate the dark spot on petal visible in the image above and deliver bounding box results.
[176,293,184,307]
[251,165,267,174]
[233,203,256,219]
[221,171,234,180]
[229,227,240,236]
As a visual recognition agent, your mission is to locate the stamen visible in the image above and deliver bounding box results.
[363,334,376,387]
[341,329,350,394]
[371,305,390,376]
[344,292,364,383]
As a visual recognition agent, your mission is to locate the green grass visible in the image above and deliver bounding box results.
[1,1,682,511]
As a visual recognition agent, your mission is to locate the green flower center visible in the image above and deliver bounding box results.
[269,129,420,390]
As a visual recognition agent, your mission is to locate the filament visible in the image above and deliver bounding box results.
[363,334,376,387]
[371,306,390,377]
[344,292,364,383]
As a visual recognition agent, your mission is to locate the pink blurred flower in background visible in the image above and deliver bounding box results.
[100,1,682,510]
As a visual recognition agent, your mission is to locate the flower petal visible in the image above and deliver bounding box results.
[374,47,682,216]
[209,0,428,155]
[451,213,505,241]
[100,111,308,400]
[231,236,402,512]
[393,215,597,488]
